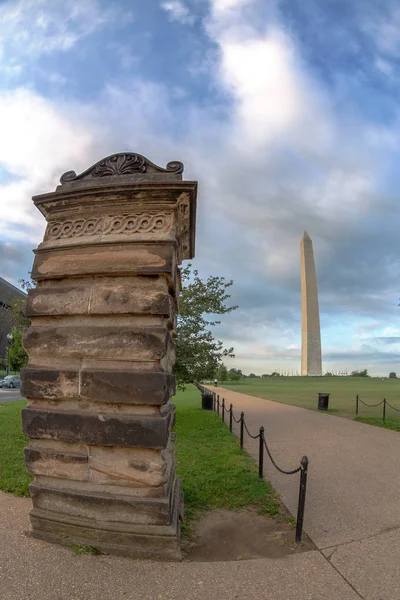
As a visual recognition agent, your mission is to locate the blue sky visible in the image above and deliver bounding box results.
[1,0,400,375]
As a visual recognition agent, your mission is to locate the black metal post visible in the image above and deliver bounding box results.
[295,456,309,543]
[240,412,244,449]
[383,398,386,423]
[222,398,225,422]
[229,404,233,432]
[356,394,359,416]
[217,397,220,417]
[258,426,264,480]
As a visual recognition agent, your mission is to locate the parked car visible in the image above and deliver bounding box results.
[0,375,21,388]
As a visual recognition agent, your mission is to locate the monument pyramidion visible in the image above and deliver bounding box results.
[300,231,322,376]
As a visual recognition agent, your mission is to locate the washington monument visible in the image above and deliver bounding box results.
[300,231,322,375]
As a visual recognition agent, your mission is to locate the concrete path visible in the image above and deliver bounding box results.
[207,386,400,600]
[0,491,360,600]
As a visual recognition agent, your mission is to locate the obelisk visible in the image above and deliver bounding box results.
[300,231,322,375]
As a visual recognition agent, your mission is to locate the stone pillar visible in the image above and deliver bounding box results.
[21,152,197,560]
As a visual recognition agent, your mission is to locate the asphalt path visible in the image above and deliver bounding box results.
[0,388,24,402]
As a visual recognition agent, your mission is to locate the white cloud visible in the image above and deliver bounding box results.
[0,0,120,68]
[220,33,304,145]
[0,88,96,235]
[211,0,250,13]
[161,1,194,25]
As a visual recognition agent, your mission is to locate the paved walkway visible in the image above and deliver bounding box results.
[206,386,400,600]
[1,492,359,600]
[2,388,400,599]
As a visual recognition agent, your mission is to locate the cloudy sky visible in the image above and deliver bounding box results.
[1,0,400,376]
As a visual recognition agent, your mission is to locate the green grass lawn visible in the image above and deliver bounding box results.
[0,388,279,528]
[0,400,32,496]
[221,376,400,422]
[174,386,279,527]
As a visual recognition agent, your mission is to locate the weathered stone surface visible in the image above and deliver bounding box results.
[22,407,174,448]
[21,368,79,400]
[26,277,173,318]
[22,367,175,404]
[25,447,88,482]
[80,371,175,405]
[23,326,171,361]
[26,285,91,317]
[30,484,172,525]
[29,505,182,560]
[88,445,170,488]
[31,243,176,280]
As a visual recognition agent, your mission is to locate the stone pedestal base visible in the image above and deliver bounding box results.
[29,480,184,560]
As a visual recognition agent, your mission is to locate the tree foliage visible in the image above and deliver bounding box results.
[4,279,32,372]
[174,264,237,387]
[351,369,369,377]
[389,372,397,379]
[215,364,228,381]
[7,326,28,371]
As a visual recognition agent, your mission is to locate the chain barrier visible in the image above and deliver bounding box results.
[355,394,400,423]
[358,396,385,408]
[263,438,301,475]
[243,419,261,439]
[196,383,308,543]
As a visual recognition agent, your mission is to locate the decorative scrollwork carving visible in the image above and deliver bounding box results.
[60,153,184,184]
[92,154,147,177]
[45,213,171,240]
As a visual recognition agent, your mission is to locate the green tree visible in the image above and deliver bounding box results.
[4,279,33,373]
[389,372,397,378]
[174,264,237,387]
[229,368,243,377]
[248,373,257,378]
[215,364,228,381]
[229,372,241,382]
[7,326,28,371]
[351,369,369,377]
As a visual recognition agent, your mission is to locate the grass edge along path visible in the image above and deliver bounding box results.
[0,388,280,533]
[174,386,280,533]
[354,416,400,432]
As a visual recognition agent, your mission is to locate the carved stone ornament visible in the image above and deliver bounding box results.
[45,213,171,240]
[60,153,184,184]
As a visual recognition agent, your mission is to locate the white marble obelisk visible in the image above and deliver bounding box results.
[300,231,322,376]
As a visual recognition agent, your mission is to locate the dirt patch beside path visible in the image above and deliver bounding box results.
[183,508,315,562]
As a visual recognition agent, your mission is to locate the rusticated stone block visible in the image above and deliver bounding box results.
[23,326,171,361]
[89,278,173,317]
[22,368,175,404]
[21,368,79,399]
[26,278,173,318]
[26,285,91,317]
[30,484,172,525]
[80,371,175,405]
[22,407,173,448]
[88,445,170,488]
[31,243,175,280]
[25,447,88,482]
